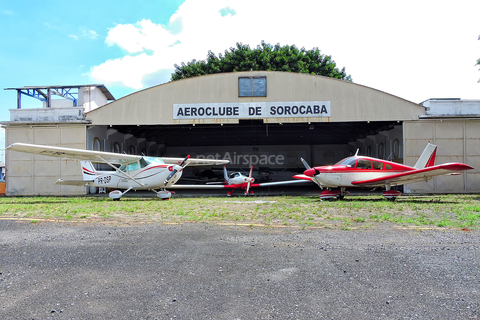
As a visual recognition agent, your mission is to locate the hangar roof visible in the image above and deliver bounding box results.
[86,71,425,126]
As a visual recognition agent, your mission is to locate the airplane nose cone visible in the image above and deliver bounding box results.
[304,168,316,177]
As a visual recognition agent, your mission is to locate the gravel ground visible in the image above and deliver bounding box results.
[1,220,479,319]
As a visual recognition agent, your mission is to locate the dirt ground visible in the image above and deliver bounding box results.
[1,219,479,319]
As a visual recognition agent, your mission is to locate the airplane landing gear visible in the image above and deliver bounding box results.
[383,190,402,201]
[244,190,254,196]
[108,187,132,200]
[319,188,348,200]
[156,190,172,200]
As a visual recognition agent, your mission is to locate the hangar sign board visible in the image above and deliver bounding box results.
[173,101,330,119]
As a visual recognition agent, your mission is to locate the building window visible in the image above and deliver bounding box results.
[93,138,101,151]
[393,139,400,159]
[378,143,385,159]
[238,76,267,97]
[113,142,120,153]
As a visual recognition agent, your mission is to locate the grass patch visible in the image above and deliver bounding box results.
[0,194,478,229]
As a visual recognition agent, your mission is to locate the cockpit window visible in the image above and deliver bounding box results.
[229,172,241,179]
[356,159,372,169]
[127,161,139,172]
[335,157,357,167]
[139,158,148,168]
[119,165,127,172]
[372,161,384,170]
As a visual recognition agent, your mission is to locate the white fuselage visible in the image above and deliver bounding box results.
[314,170,405,188]
[227,172,254,187]
[87,164,183,190]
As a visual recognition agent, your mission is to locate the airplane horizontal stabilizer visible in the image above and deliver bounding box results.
[55,179,94,186]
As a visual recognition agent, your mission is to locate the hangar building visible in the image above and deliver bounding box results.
[2,72,479,196]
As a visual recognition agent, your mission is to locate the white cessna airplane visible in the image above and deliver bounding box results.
[170,165,307,196]
[6,143,229,200]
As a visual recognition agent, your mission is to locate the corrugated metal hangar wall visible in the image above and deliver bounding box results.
[6,124,86,195]
[404,119,480,193]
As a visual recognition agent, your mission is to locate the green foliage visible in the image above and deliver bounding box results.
[171,42,352,81]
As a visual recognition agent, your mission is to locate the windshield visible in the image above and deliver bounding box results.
[335,157,357,167]
[143,157,165,165]
[229,172,242,179]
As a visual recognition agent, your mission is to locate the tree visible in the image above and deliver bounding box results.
[171,42,352,82]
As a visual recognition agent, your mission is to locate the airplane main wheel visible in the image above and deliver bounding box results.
[157,191,172,200]
[109,190,123,200]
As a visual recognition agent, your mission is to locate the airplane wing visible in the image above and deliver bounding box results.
[7,143,229,166]
[168,184,226,189]
[169,180,308,189]
[351,163,474,187]
[293,174,313,181]
[255,180,309,187]
[163,157,229,166]
[6,143,141,164]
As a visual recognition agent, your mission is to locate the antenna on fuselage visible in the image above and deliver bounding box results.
[354,149,359,156]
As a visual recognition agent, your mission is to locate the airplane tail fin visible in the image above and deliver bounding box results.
[80,161,98,180]
[223,165,229,181]
[414,142,438,169]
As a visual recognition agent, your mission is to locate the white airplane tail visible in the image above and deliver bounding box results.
[80,161,98,180]
[414,142,438,169]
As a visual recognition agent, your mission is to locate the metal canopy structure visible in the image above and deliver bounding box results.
[5,84,115,109]
[112,120,398,147]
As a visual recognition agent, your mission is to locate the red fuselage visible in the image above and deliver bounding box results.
[304,156,414,188]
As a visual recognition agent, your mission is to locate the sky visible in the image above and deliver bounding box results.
[1,0,479,162]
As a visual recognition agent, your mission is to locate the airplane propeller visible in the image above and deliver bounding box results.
[300,158,311,170]
[245,166,254,195]
[300,158,320,175]
[300,158,322,189]
[164,155,190,185]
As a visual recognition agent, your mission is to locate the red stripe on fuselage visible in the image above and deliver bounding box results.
[133,165,169,177]
[82,167,98,175]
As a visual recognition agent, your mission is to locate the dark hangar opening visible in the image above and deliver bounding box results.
[112,120,399,147]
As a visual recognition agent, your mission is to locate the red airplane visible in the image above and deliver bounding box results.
[294,142,474,201]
